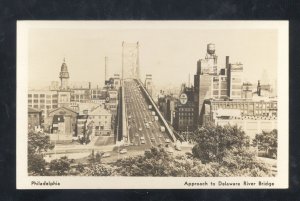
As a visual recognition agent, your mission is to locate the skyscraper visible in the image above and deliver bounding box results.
[228,63,243,99]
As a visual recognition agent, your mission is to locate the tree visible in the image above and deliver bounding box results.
[191,124,250,163]
[221,147,272,176]
[113,147,208,177]
[28,131,55,175]
[253,129,278,158]
[83,163,114,176]
[80,146,272,177]
[49,156,73,176]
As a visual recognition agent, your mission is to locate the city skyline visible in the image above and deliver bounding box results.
[28,22,278,89]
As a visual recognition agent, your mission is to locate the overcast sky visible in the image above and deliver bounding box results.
[27,22,278,89]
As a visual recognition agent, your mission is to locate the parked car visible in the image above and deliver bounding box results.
[166,147,174,154]
[140,136,145,140]
[102,152,111,158]
[141,140,145,144]
[150,137,155,142]
[139,127,143,131]
[165,138,171,143]
[120,149,127,154]
[175,145,181,151]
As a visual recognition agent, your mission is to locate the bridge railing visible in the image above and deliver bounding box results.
[135,79,177,142]
[121,85,129,144]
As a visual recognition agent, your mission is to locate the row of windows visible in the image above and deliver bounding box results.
[179,116,193,120]
[178,120,193,125]
[29,104,58,109]
[178,112,193,116]
[28,94,57,98]
[213,102,277,111]
[178,108,193,112]
[28,114,39,118]
[213,90,228,96]
[88,116,109,119]
[29,99,58,103]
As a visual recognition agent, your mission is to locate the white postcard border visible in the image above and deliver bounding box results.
[17,21,289,189]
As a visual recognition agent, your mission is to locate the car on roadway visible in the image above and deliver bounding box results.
[139,127,143,131]
[175,145,182,151]
[141,140,145,144]
[166,147,174,154]
[102,152,111,158]
[140,136,145,140]
[150,137,155,142]
[135,133,139,137]
[158,134,162,138]
[120,149,127,154]
[165,138,171,143]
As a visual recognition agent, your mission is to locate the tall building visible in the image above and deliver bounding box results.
[198,43,218,75]
[174,85,195,132]
[194,73,212,126]
[212,75,228,99]
[228,63,243,99]
[158,94,178,125]
[28,90,58,117]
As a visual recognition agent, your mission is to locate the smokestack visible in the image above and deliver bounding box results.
[89,82,91,89]
[188,73,190,87]
[105,56,108,82]
[197,60,201,75]
[226,56,229,69]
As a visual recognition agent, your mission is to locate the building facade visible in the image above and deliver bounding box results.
[28,107,42,131]
[28,90,58,117]
[174,85,195,132]
[48,106,78,142]
[202,99,277,139]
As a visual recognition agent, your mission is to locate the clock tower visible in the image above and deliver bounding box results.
[58,58,71,108]
[59,58,70,90]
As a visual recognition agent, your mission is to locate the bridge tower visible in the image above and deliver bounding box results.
[122,41,140,81]
[145,74,153,96]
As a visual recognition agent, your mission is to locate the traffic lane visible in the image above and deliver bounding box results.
[133,85,164,146]
[127,83,149,148]
[134,89,162,147]
[133,90,153,148]
[129,81,154,147]
[125,80,167,148]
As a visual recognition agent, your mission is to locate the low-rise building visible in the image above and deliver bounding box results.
[47,106,78,142]
[202,99,277,139]
[28,107,42,131]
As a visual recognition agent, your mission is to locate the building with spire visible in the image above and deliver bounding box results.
[57,58,72,108]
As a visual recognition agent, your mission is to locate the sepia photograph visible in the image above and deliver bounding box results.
[16,21,288,189]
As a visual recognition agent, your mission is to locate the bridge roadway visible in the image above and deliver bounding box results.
[124,79,173,149]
